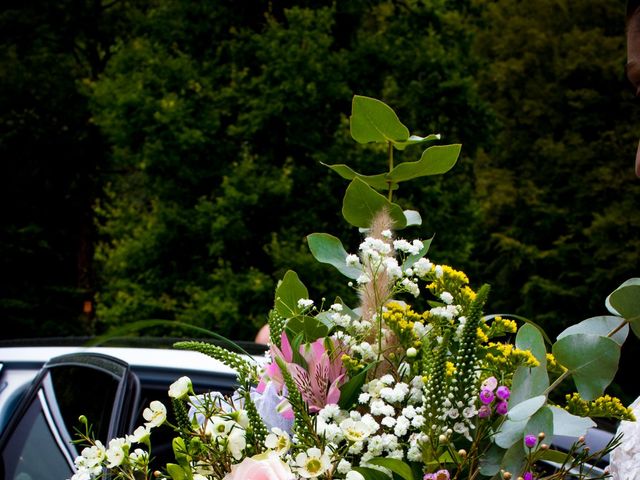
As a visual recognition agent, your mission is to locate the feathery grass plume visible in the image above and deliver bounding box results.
[267,309,286,348]
[359,208,394,325]
[451,284,490,408]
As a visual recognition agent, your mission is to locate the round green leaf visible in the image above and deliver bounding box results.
[557,316,628,346]
[548,405,596,437]
[524,406,553,451]
[495,418,528,448]
[387,144,461,182]
[342,178,407,229]
[515,324,547,365]
[350,95,409,144]
[606,278,640,319]
[321,162,395,191]
[508,395,547,422]
[307,233,362,280]
[552,334,620,401]
[509,365,549,407]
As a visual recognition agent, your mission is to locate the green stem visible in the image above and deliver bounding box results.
[387,141,393,201]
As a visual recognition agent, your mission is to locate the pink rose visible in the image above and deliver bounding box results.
[223,451,294,480]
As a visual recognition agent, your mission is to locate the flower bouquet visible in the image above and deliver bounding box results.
[71,96,640,480]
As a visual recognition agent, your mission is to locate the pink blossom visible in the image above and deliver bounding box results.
[223,451,294,480]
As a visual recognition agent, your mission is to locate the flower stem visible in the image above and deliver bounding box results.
[387,141,393,201]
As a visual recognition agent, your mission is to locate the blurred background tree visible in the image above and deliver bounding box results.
[1,0,638,371]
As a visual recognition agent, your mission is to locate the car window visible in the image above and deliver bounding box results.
[0,354,137,480]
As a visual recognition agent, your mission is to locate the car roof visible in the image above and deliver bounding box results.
[0,346,263,375]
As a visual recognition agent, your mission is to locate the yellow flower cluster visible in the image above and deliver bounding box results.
[476,327,489,344]
[483,342,540,376]
[546,353,567,374]
[427,265,470,297]
[565,393,636,421]
[486,316,517,338]
[341,354,365,376]
[383,302,423,348]
[445,361,456,377]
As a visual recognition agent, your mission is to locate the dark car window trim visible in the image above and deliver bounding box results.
[37,387,77,469]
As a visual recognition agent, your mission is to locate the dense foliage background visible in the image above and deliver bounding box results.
[2,0,639,386]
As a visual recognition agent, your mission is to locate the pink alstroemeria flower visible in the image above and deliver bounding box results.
[258,333,347,414]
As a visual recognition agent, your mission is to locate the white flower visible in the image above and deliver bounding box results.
[440,292,454,305]
[297,298,314,309]
[340,418,373,442]
[381,416,396,428]
[227,427,247,460]
[401,278,420,297]
[346,471,365,480]
[413,257,433,277]
[265,427,291,455]
[126,425,150,444]
[356,273,371,284]
[346,254,361,267]
[106,438,128,468]
[168,376,192,400]
[143,401,167,428]
[394,416,410,436]
[330,303,343,312]
[380,374,394,385]
[406,347,417,358]
[435,265,443,278]
[358,392,371,404]
[337,459,352,474]
[381,229,392,238]
[295,447,331,478]
[384,258,403,279]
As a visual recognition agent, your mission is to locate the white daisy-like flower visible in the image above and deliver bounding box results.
[126,425,150,444]
[264,427,291,454]
[295,447,332,478]
[226,427,247,460]
[105,438,128,468]
[142,401,167,428]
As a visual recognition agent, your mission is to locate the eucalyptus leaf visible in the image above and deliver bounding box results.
[352,466,393,480]
[548,406,596,437]
[274,270,308,319]
[509,365,549,407]
[387,144,461,182]
[508,395,547,422]
[495,418,528,449]
[557,316,628,346]
[321,162,395,191]
[403,209,422,226]
[394,133,441,150]
[515,323,547,365]
[479,443,506,476]
[350,95,410,144]
[605,278,640,319]
[552,334,620,401]
[342,178,407,229]
[366,458,414,480]
[499,441,526,478]
[524,406,554,450]
[307,233,362,280]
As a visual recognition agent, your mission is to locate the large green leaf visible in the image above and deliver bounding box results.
[339,362,375,409]
[495,418,528,449]
[607,278,640,339]
[499,441,526,479]
[548,406,596,437]
[387,144,461,182]
[394,133,441,151]
[274,270,309,319]
[350,95,409,144]
[352,466,393,480]
[509,365,549,407]
[557,316,628,346]
[524,406,553,451]
[366,458,414,480]
[479,443,506,476]
[285,315,330,343]
[515,324,547,365]
[321,162,395,191]
[342,178,407,229]
[552,334,620,401]
[508,395,546,422]
[307,233,362,280]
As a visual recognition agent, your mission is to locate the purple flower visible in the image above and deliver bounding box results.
[434,471,450,480]
[478,405,492,418]
[523,472,534,480]
[495,400,508,415]
[423,475,435,480]
[496,385,510,400]
[525,434,537,448]
[479,389,495,404]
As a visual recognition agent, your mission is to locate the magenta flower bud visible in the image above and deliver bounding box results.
[495,400,508,415]
[525,434,537,448]
[423,475,435,480]
[523,472,534,480]
[479,389,495,404]
[496,385,510,400]
[478,405,492,418]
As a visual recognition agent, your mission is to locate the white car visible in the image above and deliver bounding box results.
[0,343,263,480]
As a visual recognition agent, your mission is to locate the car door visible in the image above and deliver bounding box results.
[0,352,140,480]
